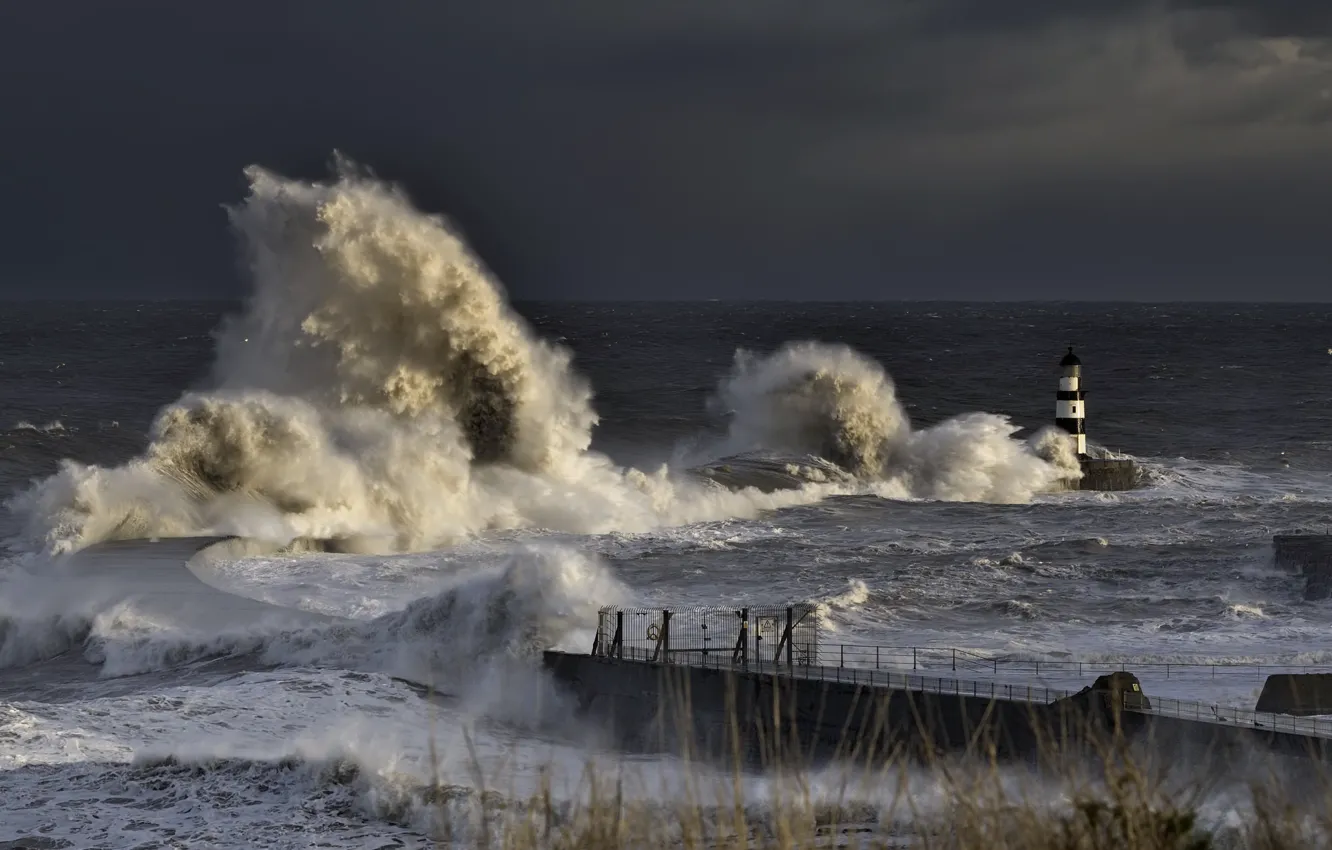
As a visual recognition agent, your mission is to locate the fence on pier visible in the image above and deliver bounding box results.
[592,604,821,667]
[590,613,1332,683]
[816,644,1332,684]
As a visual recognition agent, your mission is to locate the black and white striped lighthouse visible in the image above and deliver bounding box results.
[1056,346,1087,457]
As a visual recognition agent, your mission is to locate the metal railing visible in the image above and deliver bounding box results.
[594,605,820,668]
[811,644,1332,682]
[604,645,1332,739]
[1144,693,1332,738]
[609,644,1075,704]
[597,636,1332,684]
[590,603,1332,684]
[814,645,995,674]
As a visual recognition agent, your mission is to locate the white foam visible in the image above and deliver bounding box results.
[813,579,871,631]
[8,420,67,434]
[698,341,1084,502]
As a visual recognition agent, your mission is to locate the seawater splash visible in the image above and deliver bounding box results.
[703,341,1083,503]
[0,541,626,680]
[5,157,1081,556]
[7,159,842,555]
[339,543,630,685]
[213,159,596,474]
[813,579,871,631]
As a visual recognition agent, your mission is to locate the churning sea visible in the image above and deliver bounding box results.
[2,255,1331,847]
[2,298,1332,846]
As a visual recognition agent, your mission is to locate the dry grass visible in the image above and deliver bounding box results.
[406,666,1332,849]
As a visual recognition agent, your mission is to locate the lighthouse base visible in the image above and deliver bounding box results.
[1069,458,1141,492]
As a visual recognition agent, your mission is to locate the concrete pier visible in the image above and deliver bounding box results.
[1274,534,1332,600]
[543,650,1332,771]
[545,605,1332,773]
[1074,457,1141,491]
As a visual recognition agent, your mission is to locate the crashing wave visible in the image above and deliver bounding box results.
[693,341,1082,501]
[6,157,1082,557]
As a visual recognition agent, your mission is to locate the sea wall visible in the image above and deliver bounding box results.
[542,652,1332,773]
[541,651,1065,766]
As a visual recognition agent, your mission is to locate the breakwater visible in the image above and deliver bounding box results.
[542,605,1332,772]
[543,650,1332,771]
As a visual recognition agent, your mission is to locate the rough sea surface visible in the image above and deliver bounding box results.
[2,165,1331,847]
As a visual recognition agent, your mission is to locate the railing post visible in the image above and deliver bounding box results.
[840,644,845,668]
[732,608,750,668]
[913,647,917,670]
[741,608,748,668]
[875,646,880,669]
[785,606,794,667]
[952,648,956,671]
[662,610,671,661]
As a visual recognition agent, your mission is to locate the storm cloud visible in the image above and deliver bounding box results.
[0,0,1328,300]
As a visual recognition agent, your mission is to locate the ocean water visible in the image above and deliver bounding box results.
[2,162,1331,846]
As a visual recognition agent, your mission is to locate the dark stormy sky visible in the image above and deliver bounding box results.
[1,1,1329,301]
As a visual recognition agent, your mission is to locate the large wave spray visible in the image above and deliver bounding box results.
[9,159,843,554]
[6,157,1080,556]
[0,541,626,680]
[703,342,1082,502]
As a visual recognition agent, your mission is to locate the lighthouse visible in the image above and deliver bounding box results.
[1056,346,1087,457]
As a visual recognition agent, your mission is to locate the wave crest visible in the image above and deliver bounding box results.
[710,341,908,476]
[218,158,597,473]
[706,341,1082,502]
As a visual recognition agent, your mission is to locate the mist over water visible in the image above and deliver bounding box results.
[6,158,1080,558]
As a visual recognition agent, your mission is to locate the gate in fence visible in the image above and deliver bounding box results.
[591,604,820,668]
